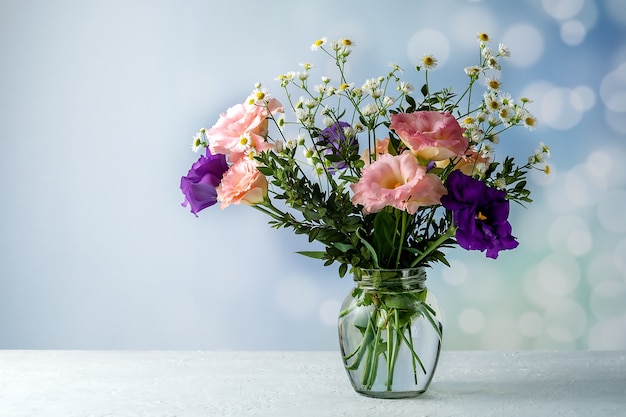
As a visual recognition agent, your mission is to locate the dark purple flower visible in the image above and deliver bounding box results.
[180,148,229,216]
[441,170,518,258]
[317,121,358,173]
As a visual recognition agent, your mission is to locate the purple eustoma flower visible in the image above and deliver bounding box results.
[441,170,519,259]
[318,121,358,173]
[180,148,229,216]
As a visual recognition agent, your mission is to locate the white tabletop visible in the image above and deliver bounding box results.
[0,350,624,416]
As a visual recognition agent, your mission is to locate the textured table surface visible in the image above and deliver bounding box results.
[1,350,624,416]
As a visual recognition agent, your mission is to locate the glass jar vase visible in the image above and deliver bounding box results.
[338,267,443,398]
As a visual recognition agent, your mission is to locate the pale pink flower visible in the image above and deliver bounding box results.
[350,153,446,214]
[390,111,468,161]
[216,159,268,208]
[361,137,390,165]
[436,149,491,176]
[207,98,283,160]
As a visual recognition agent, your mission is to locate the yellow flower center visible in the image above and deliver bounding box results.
[239,136,249,146]
[422,56,435,66]
[342,38,352,46]
[478,33,489,42]
[314,39,324,47]
[256,91,265,100]
[340,83,349,90]
[525,117,536,127]
[489,80,500,89]
[476,211,488,221]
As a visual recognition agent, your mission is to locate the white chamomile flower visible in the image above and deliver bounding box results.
[494,177,507,190]
[362,78,381,94]
[420,54,437,70]
[353,122,366,133]
[464,66,482,77]
[361,103,379,116]
[485,77,502,91]
[480,143,495,159]
[311,38,327,51]
[483,92,501,113]
[520,110,538,130]
[285,138,298,150]
[498,105,515,126]
[477,32,490,44]
[382,96,395,107]
[247,86,270,105]
[498,43,510,57]
[397,81,414,94]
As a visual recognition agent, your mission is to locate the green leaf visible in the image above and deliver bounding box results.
[296,251,326,259]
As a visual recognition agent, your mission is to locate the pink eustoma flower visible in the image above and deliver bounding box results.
[216,159,268,208]
[207,98,283,161]
[390,111,468,161]
[350,153,446,214]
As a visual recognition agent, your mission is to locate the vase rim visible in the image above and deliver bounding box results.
[352,267,427,291]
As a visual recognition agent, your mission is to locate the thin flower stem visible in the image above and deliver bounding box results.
[410,224,456,268]
[395,210,408,268]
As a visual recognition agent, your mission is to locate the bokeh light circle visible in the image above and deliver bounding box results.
[544,298,587,343]
[597,189,626,233]
[542,0,584,20]
[407,29,450,68]
[518,311,545,338]
[502,24,544,67]
[458,308,486,334]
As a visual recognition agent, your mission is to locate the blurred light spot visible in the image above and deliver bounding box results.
[441,259,468,286]
[318,298,341,326]
[585,149,613,181]
[540,87,584,130]
[502,24,544,67]
[536,254,580,297]
[481,314,523,348]
[571,85,595,111]
[600,62,626,112]
[605,108,626,134]
[597,189,626,233]
[564,166,602,208]
[575,0,599,30]
[544,298,587,343]
[587,253,620,287]
[451,7,497,49]
[458,308,485,334]
[524,266,555,308]
[518,311,544,338]
[560,20,586,45]
[274,276,318,318]
[566,229,592,256]
[605,0,626,26]
[615,238,626,279]
[548,215,592,256]
[542,0,584,20]
[587,315,626,349]
[407,29,450,68]
[590,280,626,319]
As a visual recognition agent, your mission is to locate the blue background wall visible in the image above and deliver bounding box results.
[1,0,625,350]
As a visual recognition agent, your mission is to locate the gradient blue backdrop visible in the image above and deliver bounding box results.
[1,0,625,350]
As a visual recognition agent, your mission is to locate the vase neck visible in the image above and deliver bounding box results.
[353,268,427,292]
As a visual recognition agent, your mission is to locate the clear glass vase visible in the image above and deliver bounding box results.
[338,267,443,398]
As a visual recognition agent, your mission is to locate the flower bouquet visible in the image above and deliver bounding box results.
[180,33,549,397]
